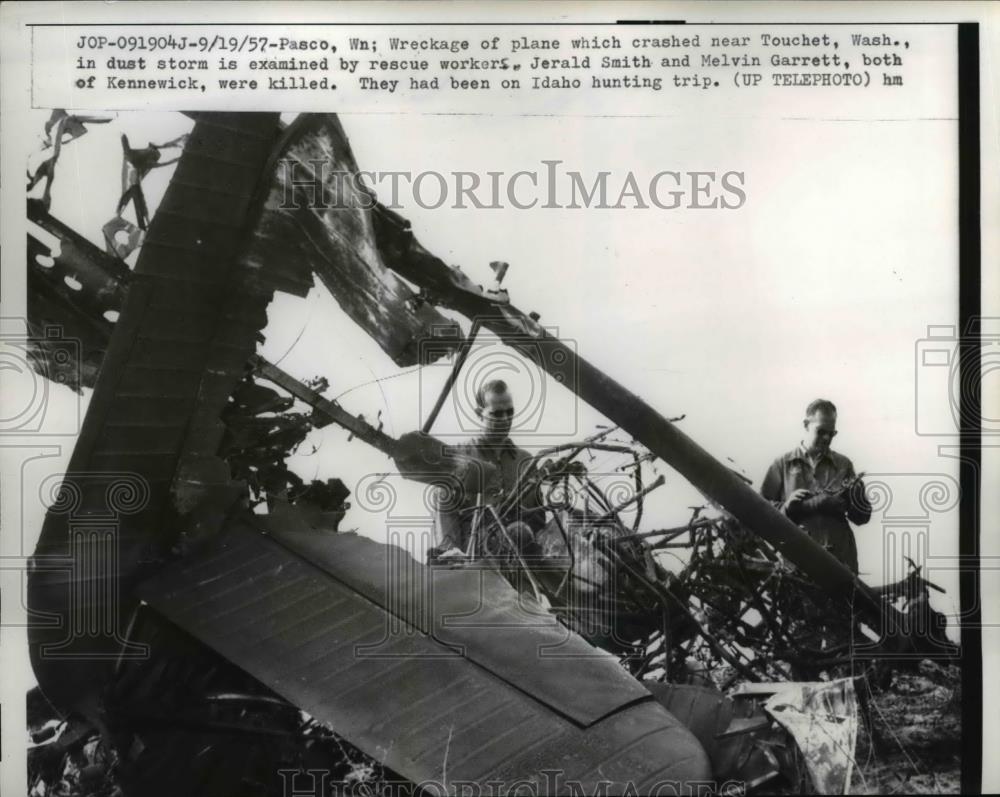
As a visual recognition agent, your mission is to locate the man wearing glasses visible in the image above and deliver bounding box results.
[761,399,872,574]
[429,378,545,563]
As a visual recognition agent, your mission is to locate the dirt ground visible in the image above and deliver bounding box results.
[850,661,962,795]
[28,660,964,796]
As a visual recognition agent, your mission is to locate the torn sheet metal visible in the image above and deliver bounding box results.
[760,679,859,795]
[27,110,111,210]
[27,199,132,390]
[241,113,461,365]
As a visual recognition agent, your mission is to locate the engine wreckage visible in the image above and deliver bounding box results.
[25,112,958,796]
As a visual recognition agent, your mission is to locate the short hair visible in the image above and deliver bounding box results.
[805,398,837,419]
[475,379,509,409]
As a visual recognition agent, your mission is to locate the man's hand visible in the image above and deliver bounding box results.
[392,431,496,489]
[427,546,468,567]
[392,431,456,481]
[782,488,812,520]
[799,491,849,516]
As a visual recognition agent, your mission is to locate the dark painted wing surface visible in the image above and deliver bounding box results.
[137,521,712,794]
[27,112,285,712]
[262,524,655,726]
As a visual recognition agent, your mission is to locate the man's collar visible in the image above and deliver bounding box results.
[796,442,831,464]
[471,436,516,455]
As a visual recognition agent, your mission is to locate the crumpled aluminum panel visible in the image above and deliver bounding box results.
[763,679,859,795]
[136,520,711,793]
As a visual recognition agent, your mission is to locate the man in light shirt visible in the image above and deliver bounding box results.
[430,378,544,562]
[761,398,872,574]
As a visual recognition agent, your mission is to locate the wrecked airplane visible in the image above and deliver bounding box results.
[24,111,957,796]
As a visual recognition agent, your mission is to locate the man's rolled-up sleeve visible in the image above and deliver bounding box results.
[760,458,786,512]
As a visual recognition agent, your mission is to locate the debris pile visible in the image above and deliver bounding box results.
[24,110,964,796]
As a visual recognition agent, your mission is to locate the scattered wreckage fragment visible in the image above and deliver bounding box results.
[26,111,711,796]
[24,111,954,796]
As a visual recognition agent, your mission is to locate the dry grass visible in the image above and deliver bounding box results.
[850,662,962,795]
